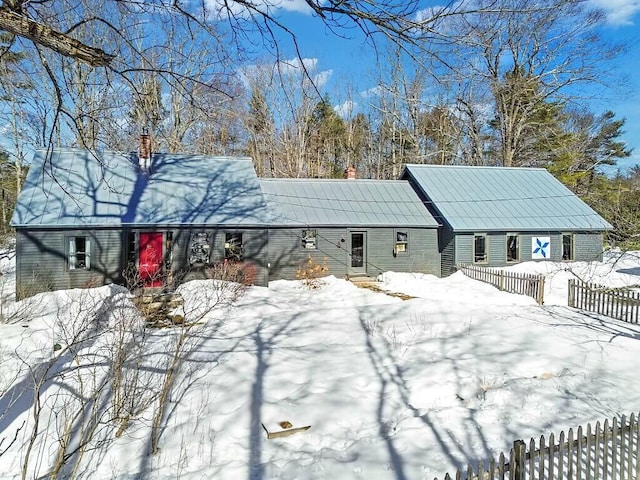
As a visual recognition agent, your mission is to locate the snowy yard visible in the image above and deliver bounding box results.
[0,250,639,479]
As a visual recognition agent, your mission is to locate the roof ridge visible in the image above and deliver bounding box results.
[404,164,548,172]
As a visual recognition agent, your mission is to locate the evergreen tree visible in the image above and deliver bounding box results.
[307,95,347,178]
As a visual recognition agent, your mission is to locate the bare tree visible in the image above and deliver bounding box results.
[446,0,622,167]
[0,0,551,154]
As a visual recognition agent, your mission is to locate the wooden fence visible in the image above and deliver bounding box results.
[568,279,640,324]
[435,413,640,480]
[458,265,545,305]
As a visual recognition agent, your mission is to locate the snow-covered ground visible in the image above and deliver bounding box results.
[0,249,639,479]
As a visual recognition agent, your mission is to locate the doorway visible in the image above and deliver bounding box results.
[139,232,164,287]
[349,232,367,275]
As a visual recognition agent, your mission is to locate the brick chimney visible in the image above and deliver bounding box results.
[345,166,356,179]
[139,130,151,171]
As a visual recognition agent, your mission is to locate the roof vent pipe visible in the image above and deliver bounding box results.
[139,129,151,171]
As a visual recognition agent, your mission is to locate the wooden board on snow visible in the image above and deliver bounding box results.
[261,422,311,440]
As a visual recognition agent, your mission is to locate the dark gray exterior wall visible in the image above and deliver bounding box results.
[452,231,605,270]
[574,232,605,262]
[16,226,270,298]
[16,228,124,298]
[439,228,455,277]
[173,228,269,286]
[267,227,440,281]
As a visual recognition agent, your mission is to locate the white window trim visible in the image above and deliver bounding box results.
[394,230,409,255]
[68,236,91,270]
[562,233,574,261]
[506,233,519,263]
[473,233,488,264]
[301,229,317,250]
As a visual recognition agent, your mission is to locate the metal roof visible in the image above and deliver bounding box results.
[259,179,439,227]
[12,149,277,227]
[402,164,612,232]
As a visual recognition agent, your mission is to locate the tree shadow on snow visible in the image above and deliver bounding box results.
[357,304,527,478]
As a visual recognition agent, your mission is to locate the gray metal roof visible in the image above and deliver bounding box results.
[259,179,439,227]
[402,164,612,232]
[12,149,277,227]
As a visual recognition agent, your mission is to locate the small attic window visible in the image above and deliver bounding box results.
[301,230,317,250]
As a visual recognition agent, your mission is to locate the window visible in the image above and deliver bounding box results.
[225,233,243,261]
[69,236,91,270]
[127,232,137,267]
[189,232,211,265]
[562,233,574,261]
[301,230,317,250]
[473,234,487,263]
[506,234,519,263]
[395,231,408,254]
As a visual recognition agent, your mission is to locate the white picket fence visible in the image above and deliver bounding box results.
[435,413,640,480]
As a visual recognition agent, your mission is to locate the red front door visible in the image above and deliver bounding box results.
[139,232,164,287]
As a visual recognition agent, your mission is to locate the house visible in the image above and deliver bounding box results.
[11,143,613,298]
[401,164,613,276]
[11,146,441,298]
[11,145,277,298]
[260,178,440,280]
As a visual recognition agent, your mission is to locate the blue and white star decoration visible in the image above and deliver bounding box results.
[532,237,550,259]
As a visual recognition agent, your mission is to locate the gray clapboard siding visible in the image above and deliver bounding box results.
[455,234,474,266]
[366,228,440,277]
[549,233,563,260]
[452,231,606,272]
[235,229,269,285]
[455,231,508,266]
[267,228,348,280]
[172,228,269,286]
[575,232,604,262]
[16,228,124,298]
[487,232,506,266]
[519,234,534,262]
[440,229,455,277]
[267,227,440,281]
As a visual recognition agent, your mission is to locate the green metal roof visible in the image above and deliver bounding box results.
[12,149,277,227]
[260,178,438,227]
[401,164,612,232]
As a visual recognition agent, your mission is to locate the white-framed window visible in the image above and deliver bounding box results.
[473,234,488,264]
[69,236,91,270]
[562,233,574,261]
[506,234,519,263]
[395,230,408,254]
[301,229,317,250]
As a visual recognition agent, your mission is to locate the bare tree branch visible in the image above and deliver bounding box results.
[0,7,114,66]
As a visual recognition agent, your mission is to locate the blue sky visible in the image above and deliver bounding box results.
[246,0,640,173]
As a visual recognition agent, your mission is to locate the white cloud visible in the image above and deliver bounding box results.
[414,4,449,23]
[588,0,640,25]
[274,0,314,14]
[334,100,357,118]
[204,0,312,19]
[313,69,333,88]
[359,85,382,99]
[278,57,319,75]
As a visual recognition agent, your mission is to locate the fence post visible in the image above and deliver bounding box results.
[537,276,545,305]
[513,439,526,480]
[500,270,505,291]
[568,279,574,307]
